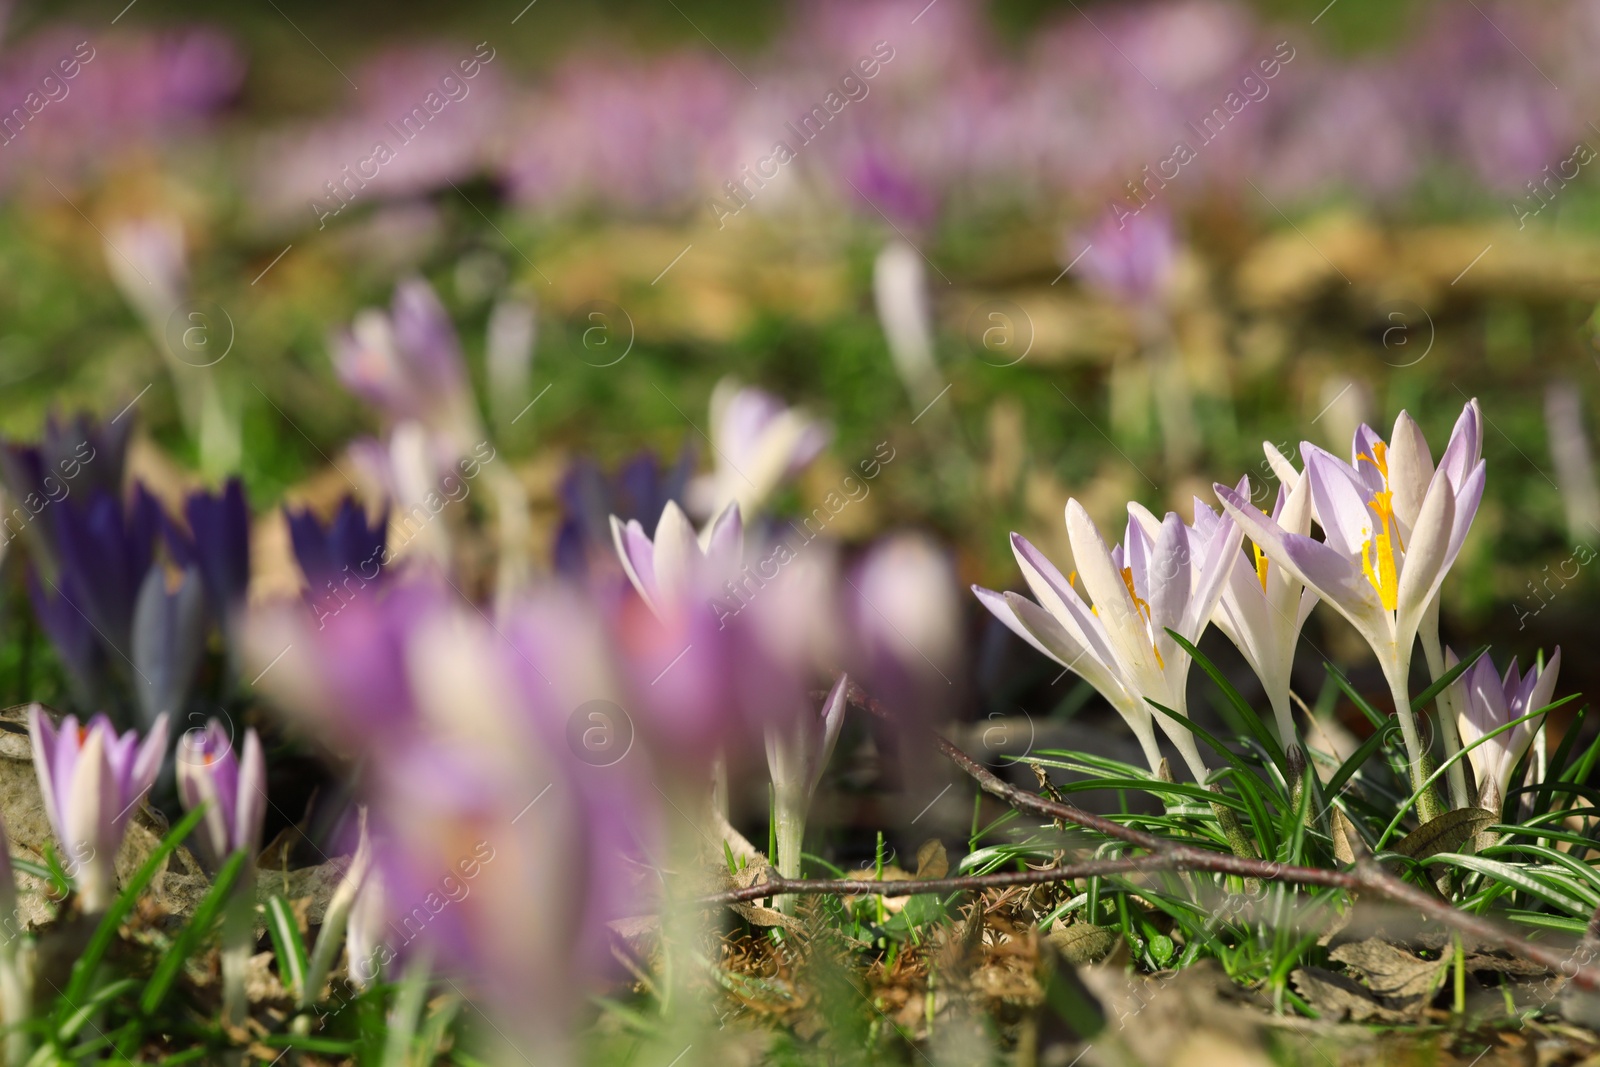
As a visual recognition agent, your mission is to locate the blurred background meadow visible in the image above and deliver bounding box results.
[3,0,1600,1058]
[4,0,1598,735]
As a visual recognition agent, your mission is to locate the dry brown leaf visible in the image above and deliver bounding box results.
[1329,938,1446,1004]
[915,839,949,880]
[731,902,804,932]
[1045,923,1119,966]
[1391,808,1497,863]
[1290,967,1409,1023]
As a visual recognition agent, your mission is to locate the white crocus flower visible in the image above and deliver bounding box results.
[609,500,743,619]
[975,499,1242,783]
[1216,400,1486,811]
[1454,647,1560,815]
[1201,470,1318,767]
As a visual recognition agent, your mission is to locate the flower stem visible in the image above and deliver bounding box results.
[772,785,808,915]
[1386,667,1443,823]
[1418,607,1471,811]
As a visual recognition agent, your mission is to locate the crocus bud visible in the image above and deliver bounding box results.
[27,706,169,913]
[176,722,266,868]
[850,533,963,723]
[1456,648,1561,814]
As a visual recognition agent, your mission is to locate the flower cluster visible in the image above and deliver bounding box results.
[978,399,1557,821]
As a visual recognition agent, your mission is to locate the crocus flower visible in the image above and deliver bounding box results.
[0,411,129,537]
[554,448,693,582]
[1203,466,1318,762]
[610,500,743,618]
[688,380,830,521]
[285,496,389,615]
[168,478,252,633]
[176,721,265,1023]
[27,571,107,710]
[1455,648,1560,815]
[975,500,1242,782]
[849,533,963,730]
[130,563,206,730]
[873,242,942,407]
[47,484,162,656]
[28,707,169,913]
[767,674,848,891]
[176,722,266,868]
[1076,206,1178,307]
[330,278,479,444]
[1216,401,1486,804]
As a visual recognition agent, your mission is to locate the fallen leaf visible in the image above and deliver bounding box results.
[1391,808,1497,863]
[915,839,949,880]
[1290,967,1409,1023]
[1045,923,1119,965]
[731,902,804,932]
[1329,937,1446,1004]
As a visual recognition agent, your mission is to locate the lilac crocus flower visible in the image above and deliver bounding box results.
[688,380,830,521]
[176,722,266,867]
[610,500,743,618]
[767,674,848,891]
[28,706,169,913]
[331,278,478,443]
[176,720,264,1022]
[554,448,693,583]
[1455,648,1561,814]
[1075,206,1178,307]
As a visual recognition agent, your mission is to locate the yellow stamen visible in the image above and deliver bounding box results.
[1120,566,1164,669]
[1252,543,1270,592]
[1357,441,1389,481]
[1361,490,1401,611]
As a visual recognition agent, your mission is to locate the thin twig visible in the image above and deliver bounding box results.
[828,684,1600,991]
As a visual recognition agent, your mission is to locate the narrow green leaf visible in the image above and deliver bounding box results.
[1167,630,1288,771]
[62,804,208,1009]
[1428,853,1589,915]
[266,895,310,1002]
[59,979,139,1040]
[1409,645,1488,713]
[1323,663,1388,731]
[140,850,249,1015]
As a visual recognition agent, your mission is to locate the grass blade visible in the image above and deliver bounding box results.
[140,850,249,1015]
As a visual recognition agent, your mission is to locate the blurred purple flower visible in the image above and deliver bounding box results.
[1075,206,1178,307]
[285,496,388,597]
[48,483,162,656]
[1455,648,1561,813]
[167,478,252,630]
[130,563,206,730]
[688,379,829,521]
[331,278,474,436]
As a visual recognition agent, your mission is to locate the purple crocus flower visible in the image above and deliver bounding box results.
[554,448,694,582]
[285,496,388,601]
[176,721,266,869]
[48,484,163,656]
[168,478,252,630]
[26,570,107,710]
[0,410,129,523]
[28,706,169,913]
